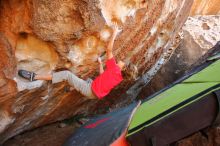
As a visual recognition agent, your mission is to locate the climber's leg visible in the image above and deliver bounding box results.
[35,74,52,80]
[52,71,97,99]
[18,70,97,99]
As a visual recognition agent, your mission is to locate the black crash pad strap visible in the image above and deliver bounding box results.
[149,137,156,146]
[213,89,220,126]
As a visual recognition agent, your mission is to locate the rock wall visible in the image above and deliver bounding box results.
[182,15,220,57]
[139,14,220,97]
[0,0,193,143]
[190,0,220,15]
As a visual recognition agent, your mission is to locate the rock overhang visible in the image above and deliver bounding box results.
[0,0,193,143]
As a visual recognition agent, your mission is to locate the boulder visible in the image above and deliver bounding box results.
[0,0,193,143]
[182,15,220,60]
[139,15,220,98]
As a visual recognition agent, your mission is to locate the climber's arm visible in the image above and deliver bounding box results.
[106,25,119,60]
[98,57,104,74]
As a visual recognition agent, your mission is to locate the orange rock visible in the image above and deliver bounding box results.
[190,0,220,15]
[0,0,193,143]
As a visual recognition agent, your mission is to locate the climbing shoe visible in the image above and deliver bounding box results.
[18,70,36,82]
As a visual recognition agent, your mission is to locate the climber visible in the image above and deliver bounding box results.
[18,25,136,100]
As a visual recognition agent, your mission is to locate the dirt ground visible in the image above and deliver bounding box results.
[3,122,80,146]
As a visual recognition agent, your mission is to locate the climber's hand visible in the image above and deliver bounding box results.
[98,57,102,64]
[98,57,104,74]
[112,22,122,37]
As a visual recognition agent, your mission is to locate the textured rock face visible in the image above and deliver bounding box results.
[140,15,220,98]
[0,0,193,143]
[190,0,220,15]
[181,15,220,63]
